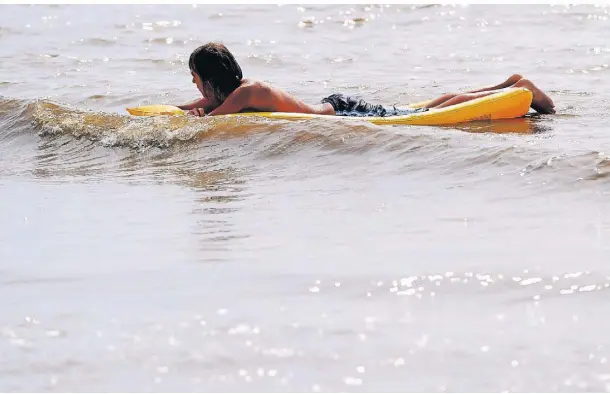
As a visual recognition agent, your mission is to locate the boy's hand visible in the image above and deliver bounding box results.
[188,108,206,117]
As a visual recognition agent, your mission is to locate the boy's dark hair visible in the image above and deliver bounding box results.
[189,42,243,103]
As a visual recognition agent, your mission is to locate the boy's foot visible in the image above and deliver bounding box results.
[514,78,555,114]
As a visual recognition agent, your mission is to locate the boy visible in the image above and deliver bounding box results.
[177,42,555,117]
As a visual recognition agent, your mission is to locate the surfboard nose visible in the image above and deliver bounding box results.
[126,105,184,116]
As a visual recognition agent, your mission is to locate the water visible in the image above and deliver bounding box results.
[2,4,610,392]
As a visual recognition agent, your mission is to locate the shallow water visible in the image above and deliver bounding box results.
[2,4,610,392]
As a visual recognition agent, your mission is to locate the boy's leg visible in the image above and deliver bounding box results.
[432,90,505,109]
[430,79,555,114]
[467,74,523,93]
[423,74,524,108]
[424,75,555,114]
[512,78,555,114]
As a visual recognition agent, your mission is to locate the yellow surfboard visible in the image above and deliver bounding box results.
[126,87,533,126]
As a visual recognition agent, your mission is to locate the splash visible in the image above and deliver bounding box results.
[27,100,281,151]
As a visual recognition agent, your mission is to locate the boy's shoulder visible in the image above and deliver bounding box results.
[240,78,271,90]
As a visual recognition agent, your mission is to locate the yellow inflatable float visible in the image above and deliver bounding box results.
[126,87,533,126]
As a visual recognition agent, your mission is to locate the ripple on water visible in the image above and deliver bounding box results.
[2,4,610,392]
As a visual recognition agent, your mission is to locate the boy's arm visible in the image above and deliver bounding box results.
[207,85,253,116]
[177,97,212,111]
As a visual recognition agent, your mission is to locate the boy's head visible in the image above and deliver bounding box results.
[189,42,243,105]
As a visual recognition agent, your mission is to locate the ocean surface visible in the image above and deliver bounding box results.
[2,4,610,392]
